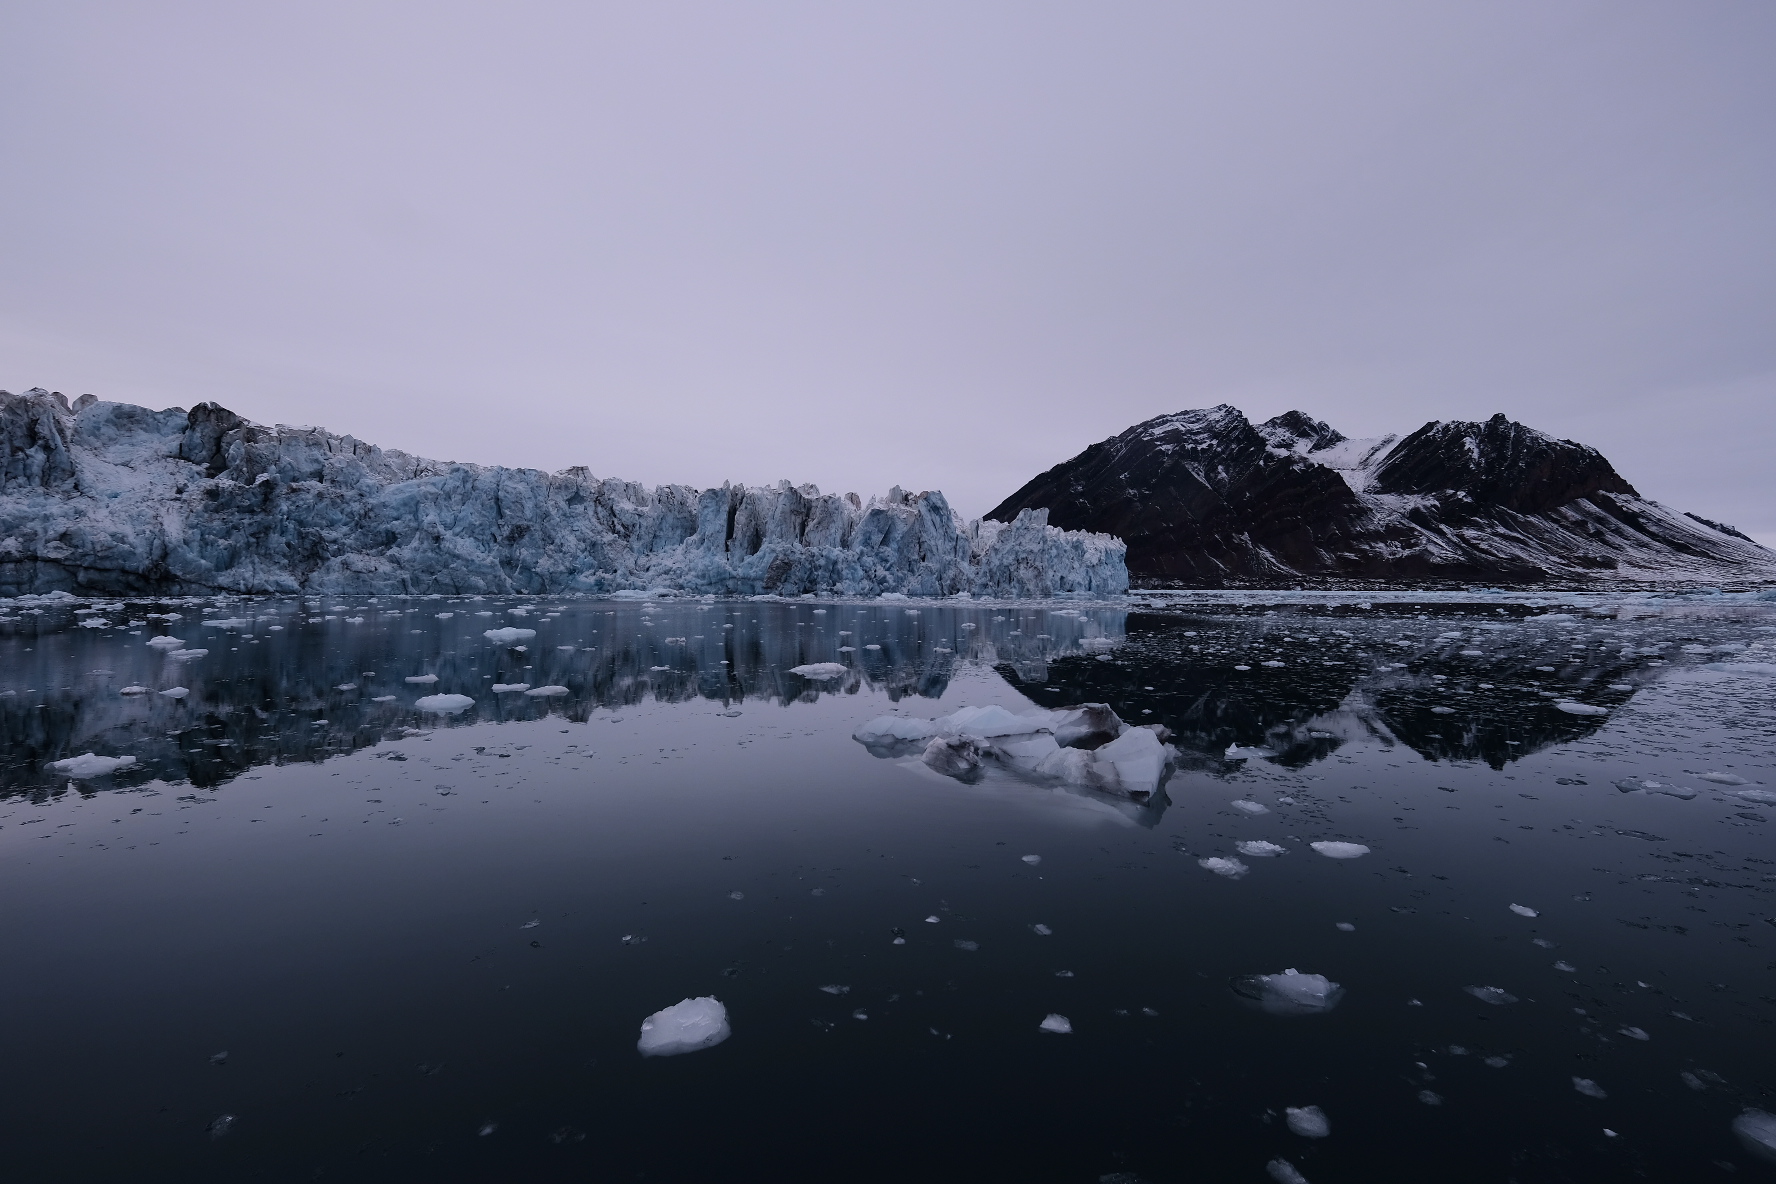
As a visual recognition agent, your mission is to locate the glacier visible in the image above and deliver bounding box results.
[0,389,1127,598]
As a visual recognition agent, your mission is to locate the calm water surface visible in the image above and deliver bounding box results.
[2,594,1773,1182]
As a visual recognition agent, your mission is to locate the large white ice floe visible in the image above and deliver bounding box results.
[1284,1105,1330,1138]
[1266,1158,1309,1184]
[414,693,475,713]
[48,753,137,778]
[1231,969,1344,1015]
[853,701,1173,800]
[788,663,847,679]
[483,628,537,644]
[0,389,1126,597]
[636,997,730,1057]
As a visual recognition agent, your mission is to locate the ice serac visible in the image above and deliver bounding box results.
[0,390,1126,597]
[986,405,1776,585]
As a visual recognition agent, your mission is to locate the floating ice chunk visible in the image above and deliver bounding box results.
[491,683,531,693]
[637,997,730,1057]
[1083,726,1168,797]
[1464,985,1518,1005]
[1619,1026,1649,1041]
[1266,1158,1308,1184]
[166,648,209,661]
[1417,1090,1443,1106]
[953,939,979,951]
[789,662,847,679]
[49,753,137,778]
[119,685,148,695]
[1737,789,1776,805]
[1021,854,1042,865]
[1038,1013,1072,1034]
[159,686,189,698]
[1199,856,1250,879]
[818,984,850,995]
[415,694,475,713]
[1310,841,1369,859]
[1335,922,1355,932]
[936,704,1042,739]
[1733,1109,1776,1165]
[1430,706,1455,715]
[1701,772,1748,786]
[1572,1077,1607,1099]
[405,674,439,684]
[922,735,983,780]
[925,916,940,923]
[335,682,358,691]
[1233,664,1252,671]
[372,695,396,702]
[852,715,939,746]
[1237,840,1287,857]
[1224,743,1274,758]
[1232,799,1270,815]
[1554,961,1576,972]
[1231,969,1343,1014]
[1032,923,1052,935]
[146,636,186,648]
[1554,701,1608,716]
[991,731,1061,773]
[1285,1105,1330,1138]
[1509,904,1539,918]
[525,685,569,696]
[484,627,537,644]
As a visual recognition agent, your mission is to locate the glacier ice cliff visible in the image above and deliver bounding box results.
[0,389,1127,598]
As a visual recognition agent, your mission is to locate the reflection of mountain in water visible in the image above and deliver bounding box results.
[1001,610,1656,771]
[0,600,1125,798]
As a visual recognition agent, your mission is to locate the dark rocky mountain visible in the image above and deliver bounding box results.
[987,405,1774,585]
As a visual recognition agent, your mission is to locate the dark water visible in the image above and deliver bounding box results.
[2,593,1773,1182]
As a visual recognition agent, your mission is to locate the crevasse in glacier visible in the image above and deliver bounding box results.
[0,389,1127,598]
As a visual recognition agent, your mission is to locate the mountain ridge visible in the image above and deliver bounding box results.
[986,405,1773,585]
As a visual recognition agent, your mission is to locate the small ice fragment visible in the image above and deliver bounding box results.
[525,685,569,696]
[1055,970,1074,977]
[1737,788,1776,805]
[1554,700,1608,716]
[1700,772,1747,786]
[491,683,530,693]
[483,627,537,644]
[1266,1159,1308,1184]
[1231,799,1270,814]
[146,635,186,648]
[1732,1109,1776,1164]
[818,984,849,995]
[1572,1077,1607,1099]
[1509,904,1539,918]
[1448,1045,1468,1055]
[414,694,475,713]
[1431,706,1455,715]
[520,919,539,929]
[1532,938,1557,948]
[335,682,357,691]
[1310,841,1369,859]
[119,685,148,695]
[208,1114,236,1139]
[925,915,940,923]
[851,1009,867,1021]
[1335,922,1355,932]
[953,939,979,951]
[637,997,730,1057]
[1554,961,1576,972]
[1038,1013,1072,1034]
[1032,924,1053,936]
[1237,840,1287,858]
[159,686,189,698]
[1231,969,1343,1014]
[1284,1105,1330,1138]
[209,1051,228,1065]
[1021,854,1042,865]
[1199,856,1249,879]
[1261,660,1285,668]
[1417,1090,1443,1106]
[372,695,396,702]
[789,663,847,679]
[1464,985,1518,1005]
[1619,1026,1649,1041]
[48,753,137,778]
[477,1122,497,1136]
[404,674,439,684]
[1483,1055,1511,1068]
[1233,664,1251,671]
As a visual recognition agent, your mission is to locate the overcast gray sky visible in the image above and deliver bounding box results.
[3,2,1771,540]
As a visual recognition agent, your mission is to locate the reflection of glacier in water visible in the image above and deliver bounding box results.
[1,597,1129,796]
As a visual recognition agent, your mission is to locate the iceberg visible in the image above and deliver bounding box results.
[0,390,1127,598]
[637,997,730,1057]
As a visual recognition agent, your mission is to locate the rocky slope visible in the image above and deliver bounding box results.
[986,405,1774,585]
[0,389,1126,597]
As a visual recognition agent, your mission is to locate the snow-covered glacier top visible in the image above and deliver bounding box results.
[0,389,1127,598]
